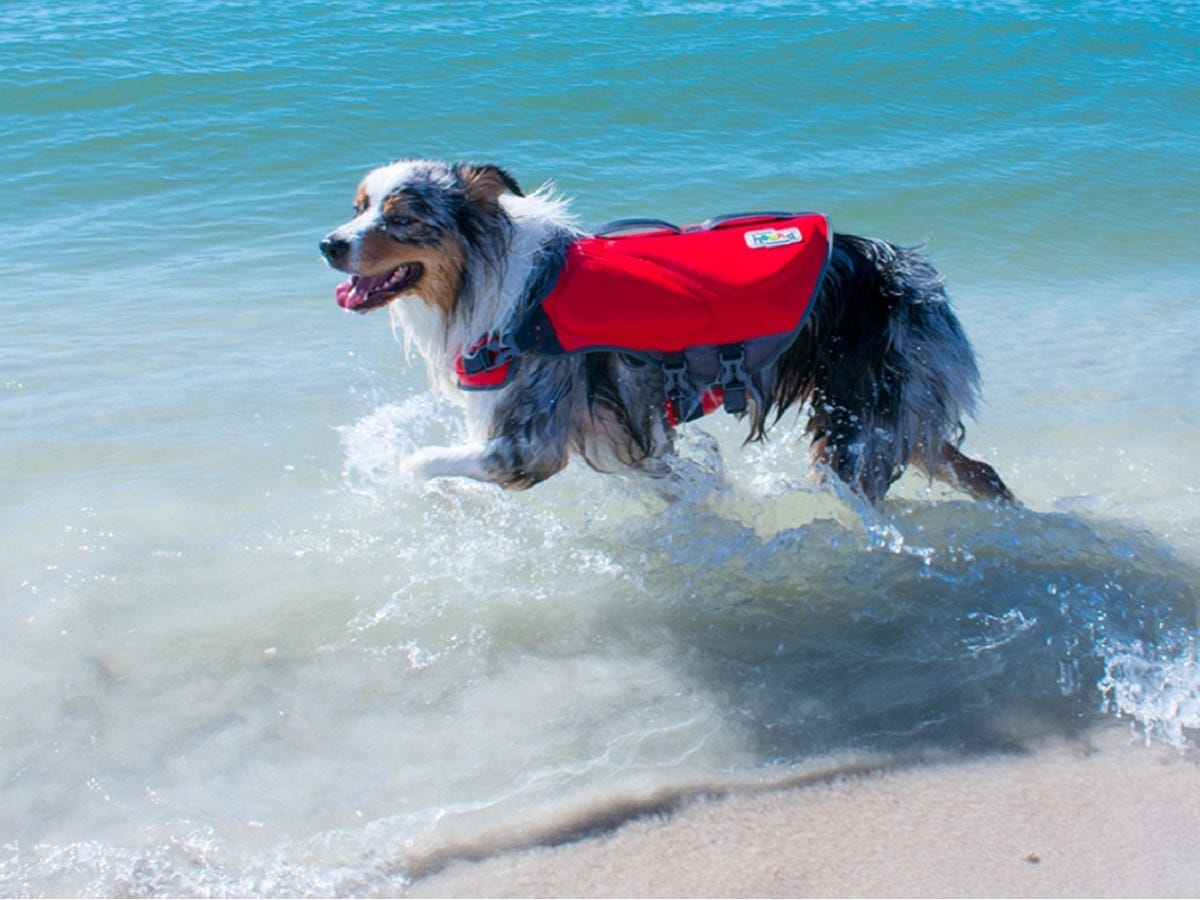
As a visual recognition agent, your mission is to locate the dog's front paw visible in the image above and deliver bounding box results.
[400,446,449,482]
[401,443,493,484]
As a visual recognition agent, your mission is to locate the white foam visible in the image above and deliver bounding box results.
[1101,636,1200,749]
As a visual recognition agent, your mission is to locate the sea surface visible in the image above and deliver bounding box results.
[2,1,1198,895]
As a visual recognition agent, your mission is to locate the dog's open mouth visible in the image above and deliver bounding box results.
[335,263,424,313]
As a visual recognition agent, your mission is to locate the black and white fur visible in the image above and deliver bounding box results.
[320,158,1015,505]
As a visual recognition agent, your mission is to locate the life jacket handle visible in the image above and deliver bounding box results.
[594,212,797,239]
[699,211,795,230]
[594,217,682,237]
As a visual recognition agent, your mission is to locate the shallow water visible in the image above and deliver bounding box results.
[2,1,1198,895]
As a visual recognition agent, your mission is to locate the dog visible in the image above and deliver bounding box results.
[320,158,1015,506]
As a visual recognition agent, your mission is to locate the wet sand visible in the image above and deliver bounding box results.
[409,727,1200,898]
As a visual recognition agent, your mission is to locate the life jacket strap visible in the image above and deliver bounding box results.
[661,351,741,427]
[665,385,725,428]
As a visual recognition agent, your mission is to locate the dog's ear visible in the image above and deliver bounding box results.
[455,163,524,210]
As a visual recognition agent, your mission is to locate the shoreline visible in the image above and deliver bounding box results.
[408,726,1200,898]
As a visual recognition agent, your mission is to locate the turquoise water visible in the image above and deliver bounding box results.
[3,1,1199,895]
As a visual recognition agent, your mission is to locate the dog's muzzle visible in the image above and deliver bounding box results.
[320,235,350,267]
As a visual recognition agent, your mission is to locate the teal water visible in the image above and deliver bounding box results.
[2,1,1199,895]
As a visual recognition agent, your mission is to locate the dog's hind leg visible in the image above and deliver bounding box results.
[921,441,1019,506]
[803,394,907,505]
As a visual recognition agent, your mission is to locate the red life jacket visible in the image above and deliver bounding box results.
[457,212,832,421]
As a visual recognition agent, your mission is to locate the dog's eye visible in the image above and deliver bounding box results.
[386,215,415,228]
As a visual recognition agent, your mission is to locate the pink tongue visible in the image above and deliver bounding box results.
[335,272,392,310]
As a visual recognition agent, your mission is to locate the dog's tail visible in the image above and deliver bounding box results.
[770,234,982,502]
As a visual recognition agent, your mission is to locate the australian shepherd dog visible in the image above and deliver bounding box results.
[321,158,1015,506]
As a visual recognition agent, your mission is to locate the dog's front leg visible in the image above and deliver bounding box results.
[403,355,588,489]
[405,363,578,489]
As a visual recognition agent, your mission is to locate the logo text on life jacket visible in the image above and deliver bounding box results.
[744,226,804,249]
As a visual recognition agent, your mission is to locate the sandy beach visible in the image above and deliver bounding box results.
[410,726,1200,898]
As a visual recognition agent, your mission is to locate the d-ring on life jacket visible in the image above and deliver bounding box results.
[456,212,832,425]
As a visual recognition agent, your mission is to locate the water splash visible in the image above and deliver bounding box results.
[1100,631,1200,748]
[5,397,1196,897]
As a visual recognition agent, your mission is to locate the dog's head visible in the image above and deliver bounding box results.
[321,158,522,315]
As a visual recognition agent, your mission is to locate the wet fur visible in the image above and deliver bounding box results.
[322,158,1015,505]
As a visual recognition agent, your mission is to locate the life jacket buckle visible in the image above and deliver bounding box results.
[717,344,750,415]
[662,354,689,397]
[460,337,511,375]
[456,335,520,390]
[662,353,696,425]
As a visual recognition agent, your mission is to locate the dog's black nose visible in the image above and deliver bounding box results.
[320,235,349,264]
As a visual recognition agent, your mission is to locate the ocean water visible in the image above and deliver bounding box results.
[2,0,1199,895]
